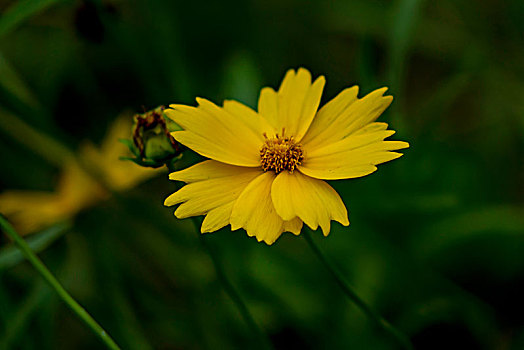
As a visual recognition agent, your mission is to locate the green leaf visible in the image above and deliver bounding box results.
[0,52,40,108]
[0,0,69,38]
[412,205,524,258]
[0,280,50,349]
[0,221,71,270]
[0,107,75,166]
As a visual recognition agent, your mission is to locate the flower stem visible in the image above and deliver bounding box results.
[302,228,413,350]
[191,218,273,350]
[0,215,121,350]
[165,161,273,349]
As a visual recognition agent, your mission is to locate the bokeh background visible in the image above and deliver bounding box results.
[1,0,523,349]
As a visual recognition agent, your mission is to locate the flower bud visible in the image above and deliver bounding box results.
[132,106,182,163]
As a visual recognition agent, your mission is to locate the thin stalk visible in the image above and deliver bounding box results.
[165,162,273,350]
[0,215,121,350]
[192,218,273,350]
[302,228,413,350]
[0,107,74,167]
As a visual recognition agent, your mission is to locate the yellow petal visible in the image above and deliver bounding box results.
[283,217,303,236]
[165,161,261,233]
[301,87,393,150]
[201,202,235,233]
[299,133,409,180]
[352,122,389,135]
[230,172,300,245]
[166,98,263,167]
[0,161,106,235]
[258,87,279,136]
[257,68,325,141]
[172,131,259,167]
[302,86,359,144]
[0,191,67,235]
[307,129,397,158]
[271,171,349,236]
[222,99,275,137]
[169,159,252,182]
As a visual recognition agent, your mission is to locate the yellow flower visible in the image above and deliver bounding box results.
[80,115,160,191]
[164,68,409,244]
[0,115,159,235]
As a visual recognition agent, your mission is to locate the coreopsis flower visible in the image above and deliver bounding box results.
[0,116,158,235]
[164,68,408,244]
[81,115,160,190]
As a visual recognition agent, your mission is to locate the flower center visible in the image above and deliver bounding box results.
[260,129,304,174]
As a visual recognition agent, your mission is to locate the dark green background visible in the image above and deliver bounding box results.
[1,0,523,349]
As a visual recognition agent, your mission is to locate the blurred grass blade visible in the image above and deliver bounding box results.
[303,228,414,350]
[0,271,12,322]
[101,237,153,350]
[0,280,50,349]
[0,215,122,350]
[0,222,71,270]
[0,51,40,108]
[0,107,75,166]
[388,0,425,128]
[413,205,524,257]
[413,72,472,131]
[110,286,154,350]
[221,51,261,107]
[389,0,425,83]
[0,0,67,38]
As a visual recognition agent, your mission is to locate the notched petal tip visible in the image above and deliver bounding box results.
[260,86,276,94]
[195,96,207,105]
[311,75,326,94]
[296,67,309,75]
[263,238,276,245]
[284,67,297,76]
[369,87,393,105]
[376,86,389,95]
[168,172,179,181]
[314,75,326,84]
[304,221,320,231]
[375,87,393,103]
[340,216,350,227]
[164,192,179,207]
[174,205,199,219]
[388,140,410,150]
[254,233,277,245]
[228,216,240,231]
[382,95,394,110]
[173,209,186,219]
[296,67,312,80]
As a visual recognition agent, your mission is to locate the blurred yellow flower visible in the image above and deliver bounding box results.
[165,68,409,244]
[81,115,159,191]
[0,116,159,235]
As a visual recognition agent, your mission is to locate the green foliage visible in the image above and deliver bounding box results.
[0,222,70,270]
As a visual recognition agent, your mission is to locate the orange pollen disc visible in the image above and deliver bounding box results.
[260,131,304,174]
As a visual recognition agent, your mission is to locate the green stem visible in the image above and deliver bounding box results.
[302,228,413,350]
[0,215,121,350]
[0,107,74,167]
[165,162,273,350]
[192,218,273,350]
